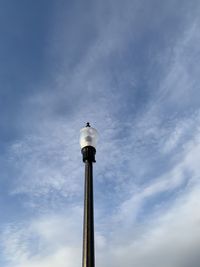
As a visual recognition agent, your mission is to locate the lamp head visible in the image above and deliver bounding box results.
[80,123,98,149]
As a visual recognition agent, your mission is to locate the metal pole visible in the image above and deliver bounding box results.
[82,160,95,267]
[81,146,96,267]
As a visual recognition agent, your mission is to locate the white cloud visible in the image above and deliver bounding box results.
[105,182,200,267]
[1,209,82,267]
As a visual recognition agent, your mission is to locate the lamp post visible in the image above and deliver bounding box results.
[80,123,98,267]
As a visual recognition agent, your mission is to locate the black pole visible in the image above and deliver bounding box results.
[82,146,96,267]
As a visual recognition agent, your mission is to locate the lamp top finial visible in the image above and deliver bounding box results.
[86,122,90,127]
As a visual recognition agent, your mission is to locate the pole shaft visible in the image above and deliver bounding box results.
[82,160,95,267]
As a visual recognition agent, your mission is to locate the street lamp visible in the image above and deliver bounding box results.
[80,122,98,267]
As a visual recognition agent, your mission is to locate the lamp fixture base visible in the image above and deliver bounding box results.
[81,146,96,163]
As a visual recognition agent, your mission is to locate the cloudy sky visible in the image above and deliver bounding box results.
[1,0,200,266]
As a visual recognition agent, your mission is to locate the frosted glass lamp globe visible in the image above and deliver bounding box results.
[80,123,98,149]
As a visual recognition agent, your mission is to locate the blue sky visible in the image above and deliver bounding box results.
[1,0,200,266]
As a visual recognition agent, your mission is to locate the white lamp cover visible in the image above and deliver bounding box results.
[80,126,98,149]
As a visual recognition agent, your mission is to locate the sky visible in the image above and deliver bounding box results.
[0,0,200,266]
